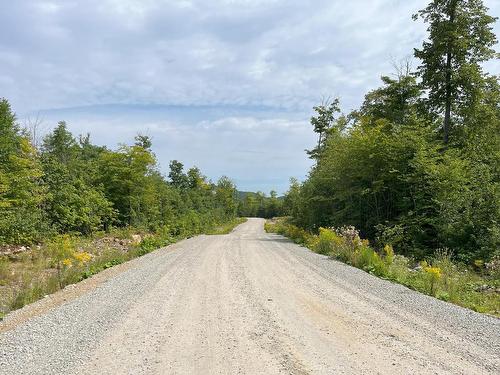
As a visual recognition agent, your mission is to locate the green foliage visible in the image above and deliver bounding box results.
[264,219,312,245]
[46,235,75,265]
[41,121,115,235]
[267,219,499,315]
[46,234,78,287]
[413,0,498,143]
[286,98,499,261]
[237,190,284,218]
[80,258,125,280]
[97,142,158,227]
[0,99,48,244]
[283,0,499,264]
[168,160,189,189]
[136,236,171,255]
[311,228,342,255]
[307,98,341,159]
[205,217,247,235]
[215,176,238,219]
[0,97,240,247]
[356,73,423,126]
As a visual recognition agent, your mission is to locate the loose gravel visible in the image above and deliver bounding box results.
[0,218,498,374]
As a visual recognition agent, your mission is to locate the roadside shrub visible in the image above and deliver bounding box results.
[312,228,343,255]
[336,226,362,248]
[356,246,387,275]
[136,236,168,256]
[485,256,500,279]
[422,263,442,295]
[383,244,395,265]
[46,235,76,288]
[386,255,410,282]
[80,254,125,280]
[265,219,310,245]
[266,218,500,316]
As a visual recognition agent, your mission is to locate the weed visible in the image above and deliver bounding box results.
[206,218,247,235]
[0,257,9,285]
[266,218,500,316]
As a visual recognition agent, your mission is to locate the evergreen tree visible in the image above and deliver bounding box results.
[414,0,498,144]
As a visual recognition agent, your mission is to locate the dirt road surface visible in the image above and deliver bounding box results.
[0,218,498,374]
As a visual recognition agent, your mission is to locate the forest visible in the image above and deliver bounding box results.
[0,102,240,246]
[282,0,499,264]
[237,191,283,218]
[0,102,245,314]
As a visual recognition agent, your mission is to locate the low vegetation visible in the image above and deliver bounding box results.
[266,218,500,316]
[205,217,247,235]
[1,217,246,318]
[0,98,244,318]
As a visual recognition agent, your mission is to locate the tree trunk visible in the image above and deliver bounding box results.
[444,56,452,144]
[443,1,457,144]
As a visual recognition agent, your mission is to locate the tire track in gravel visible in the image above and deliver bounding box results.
[0,218,498,375]
[267,236,499,371]
[0,236,207,375]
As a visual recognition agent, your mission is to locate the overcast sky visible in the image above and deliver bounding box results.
[1,0,499,193]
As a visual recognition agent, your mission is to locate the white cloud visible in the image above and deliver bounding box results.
[34,105,315,193]
[3,0,499,112]
[1,0,499,191]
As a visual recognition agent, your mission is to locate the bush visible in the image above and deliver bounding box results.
[266,218,500,316]
[312,228,342,255]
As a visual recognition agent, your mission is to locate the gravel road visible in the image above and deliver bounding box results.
[0,218,498,374]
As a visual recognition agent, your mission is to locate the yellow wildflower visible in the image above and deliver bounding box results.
[384,244,394,257]
[424,266,442,279]
[73,251,92,264]
[383,244,394,265]
[62,258,73,267]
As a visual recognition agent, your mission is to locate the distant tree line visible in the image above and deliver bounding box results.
[237,191,284,218]
[283,0,499,262]
[0,103,238,245]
